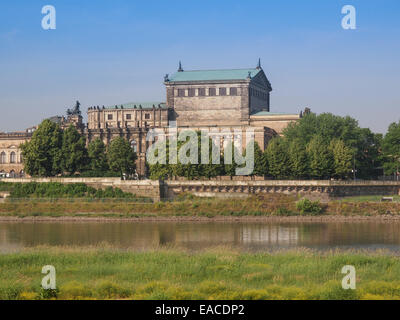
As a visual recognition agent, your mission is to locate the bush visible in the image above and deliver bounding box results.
[296,198,323,215]
[274,207,294,216]
[60,281,92,299]
[39,287,59,299]
[96,281,130,299]
[8,182,142,200]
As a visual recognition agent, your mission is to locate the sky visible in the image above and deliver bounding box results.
[0,0,399,134]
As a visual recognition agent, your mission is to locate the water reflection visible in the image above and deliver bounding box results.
[0,221,400,252]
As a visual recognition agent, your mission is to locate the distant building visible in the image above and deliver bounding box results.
[0,61,301,177]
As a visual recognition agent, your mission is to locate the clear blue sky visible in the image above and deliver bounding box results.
[0,0,399,133]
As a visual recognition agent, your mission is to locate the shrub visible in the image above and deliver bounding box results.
[274,207,293,216]
[296,198,323,215]
[59,281,92,299]
[19,291,38,300]
[319,281,359,300]
[39,287,59,299]
[8,182,142,200]
[96,281,130,299]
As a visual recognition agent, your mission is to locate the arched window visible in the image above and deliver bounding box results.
[130,140,138,153]
[10,152,16,164]
[0,152,6,164]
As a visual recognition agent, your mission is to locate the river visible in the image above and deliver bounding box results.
[0,221,400,253]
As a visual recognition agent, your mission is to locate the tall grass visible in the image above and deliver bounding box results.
[0,247,399,300]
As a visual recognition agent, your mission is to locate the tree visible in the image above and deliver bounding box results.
[250,141,268,176]
[147,139,174,180]
[382,121,400,175]
[20,119,63,177]
[201,137,224,178]
[87,138,109,173]
[61,125,88,175]
[306,135,333,179]
[107,137,137,176]
[283,112,382,179]
[330,139,353,179]
[288,140,308,179]
[223,141,239,177]
[265,138,290,179]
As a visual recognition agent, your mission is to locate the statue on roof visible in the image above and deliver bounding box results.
[67,100,81,116]
[178,61,183,72]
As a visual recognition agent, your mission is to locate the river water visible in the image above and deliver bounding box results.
[0,221,400,253]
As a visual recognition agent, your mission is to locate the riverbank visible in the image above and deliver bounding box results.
[1,215,400,222]
[0,247,399,300]
[1,194,400,219]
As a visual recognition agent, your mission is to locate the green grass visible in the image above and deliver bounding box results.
[339,195,400,203]
[0,247,400,300]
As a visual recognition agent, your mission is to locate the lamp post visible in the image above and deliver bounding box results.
[351,153,357,181]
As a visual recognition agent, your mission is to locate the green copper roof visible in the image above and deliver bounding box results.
[168,68,262,82]
[105,102,167,110]
[251,111,293,116]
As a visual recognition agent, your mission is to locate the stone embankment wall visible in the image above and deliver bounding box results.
[162,180,400,201]
[1,178,162,201]
[2,178,400,201]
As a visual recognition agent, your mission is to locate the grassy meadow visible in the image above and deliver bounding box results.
[0,247,399,300]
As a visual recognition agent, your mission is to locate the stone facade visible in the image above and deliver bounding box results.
[0,131,32,177]
[0,62,301,176]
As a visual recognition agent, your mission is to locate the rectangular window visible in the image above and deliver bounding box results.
[107,114,113,120]
[178,89,185,97]
[145,113,150,120]
[126,114,132,120]
[209,88,216,96]
[188,88,195,97]
[219,88,227,96]
[198,88,205,96]
[229,87,237,96]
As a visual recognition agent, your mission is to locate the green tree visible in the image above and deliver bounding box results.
[172,132,201,179]
[265,138,290,179]
[330,139,353,179]
[20,119,63,177]
[306,135,333,179]
[283,112,382,179]
[147,139,175,180]
[107,137,137,176]
[223,142,239,177]
[201,137,224,178]
[247,141,267,176]
[382,121,400,175]
[87,138,109,174]
[288,140,308,179]
[61,125,88,175]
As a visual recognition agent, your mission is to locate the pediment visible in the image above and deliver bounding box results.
[251,69,272,91]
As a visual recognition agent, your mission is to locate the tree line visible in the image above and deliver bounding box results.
[21,119,137,177]
[20,112,400,179]
[148,112,388,180]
